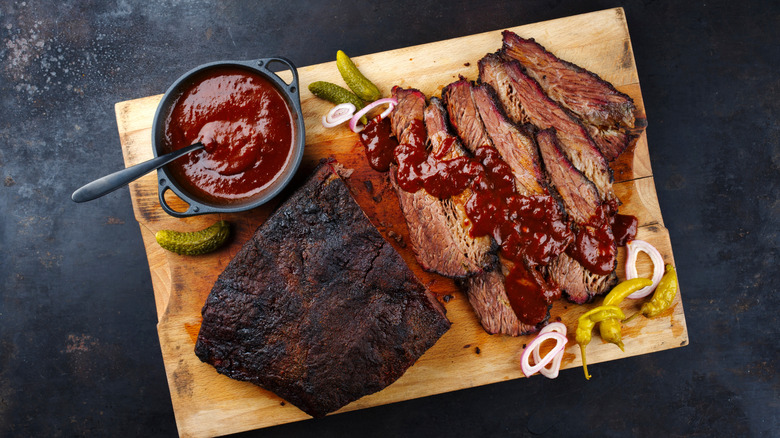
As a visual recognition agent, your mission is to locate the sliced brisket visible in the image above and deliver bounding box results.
[536,128,600,224]
[537,128,617,302]
[501,31,636,129]
[471,84,548,196]
[478,53,616,204]
[548,252,617,304]
[442,79,493,153]
[388,88,493,277]
[459,261,539,336]
[390,86,427,147]
[195,162,450,418]
[500,31,637,160]
[424,98,496,273]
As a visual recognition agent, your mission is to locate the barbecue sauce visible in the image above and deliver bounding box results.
[566,210,637,276]
[163,67,295,204]
[359,116,572,325]
[394,130,482,198]
[359,117,397,172]
[612,213,638,246]
[567,206,616,276]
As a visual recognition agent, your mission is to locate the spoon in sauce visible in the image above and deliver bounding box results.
[71,142,205,203]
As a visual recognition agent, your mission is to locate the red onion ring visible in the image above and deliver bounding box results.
[349,97,398,133]
[322,103,356,128]
[625,239,665,299]
[520,331,568,377]
[533,323,568,379]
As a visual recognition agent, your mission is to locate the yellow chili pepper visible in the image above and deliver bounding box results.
[599,278,653,350]
[640,264,678,318]
[576,305,625,380]
[603,278,654,306]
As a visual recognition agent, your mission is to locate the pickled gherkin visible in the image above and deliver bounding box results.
[155,220,230,255]
[336,50,381,102]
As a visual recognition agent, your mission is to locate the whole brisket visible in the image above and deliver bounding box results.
[195,162,450,418]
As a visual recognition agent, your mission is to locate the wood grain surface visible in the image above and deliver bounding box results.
[115,8,687,437]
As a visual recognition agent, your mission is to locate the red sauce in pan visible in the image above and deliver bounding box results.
[162,67,295,204]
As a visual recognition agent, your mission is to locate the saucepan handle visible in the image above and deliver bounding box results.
[257,57,300,100]
[157,178,205,218]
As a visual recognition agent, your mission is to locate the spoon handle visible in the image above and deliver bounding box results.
[71,142,204,203]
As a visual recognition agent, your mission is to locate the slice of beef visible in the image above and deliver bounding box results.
[389,170,492,277]
[537,128,616,302]
[548,252,617,303]
[442,79,493,153]
[459,261,539,336]
[388,89,494,277]
[501,31,637,129]
[471,83,548,196]
[536,128,600,224]
[586,124,632,162]
[195,162,450,419]
[390,86,427,147]
[500,31,638,160]
[423,98,496,272]
[478,53,616,204]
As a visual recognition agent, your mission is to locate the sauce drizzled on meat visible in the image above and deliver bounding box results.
[359,116,635,325]
[359,117,397,172]
[612,213,638,246]
[568,206,616,276]
[394,120,482,198]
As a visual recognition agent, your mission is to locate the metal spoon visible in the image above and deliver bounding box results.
[71,142,205,203]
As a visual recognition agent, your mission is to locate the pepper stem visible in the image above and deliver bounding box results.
[580,343,591,380]
[623,312,641,324]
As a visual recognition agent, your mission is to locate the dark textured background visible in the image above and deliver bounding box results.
[1,1,778,436]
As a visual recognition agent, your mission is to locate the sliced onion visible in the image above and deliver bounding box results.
[349,97,398,133]
[533,323,567,379]
[625,239,665,299]
[520,331,568,378]
[322,103,356,128]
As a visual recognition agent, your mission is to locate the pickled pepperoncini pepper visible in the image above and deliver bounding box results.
[599,278,653,350]
[640,264,678,318]
[576,305,625,380]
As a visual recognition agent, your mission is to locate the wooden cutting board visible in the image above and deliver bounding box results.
[116,8,687,438]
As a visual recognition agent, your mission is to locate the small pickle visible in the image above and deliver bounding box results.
[308,81,367,124]
[599,278,654,350]
[336,50,381,102]
[576,305,625,380]
[640,264,678,318]
[155,220,230,256]
[308,81,366,109]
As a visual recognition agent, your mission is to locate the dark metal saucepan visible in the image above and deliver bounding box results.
[151,57,305,217]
